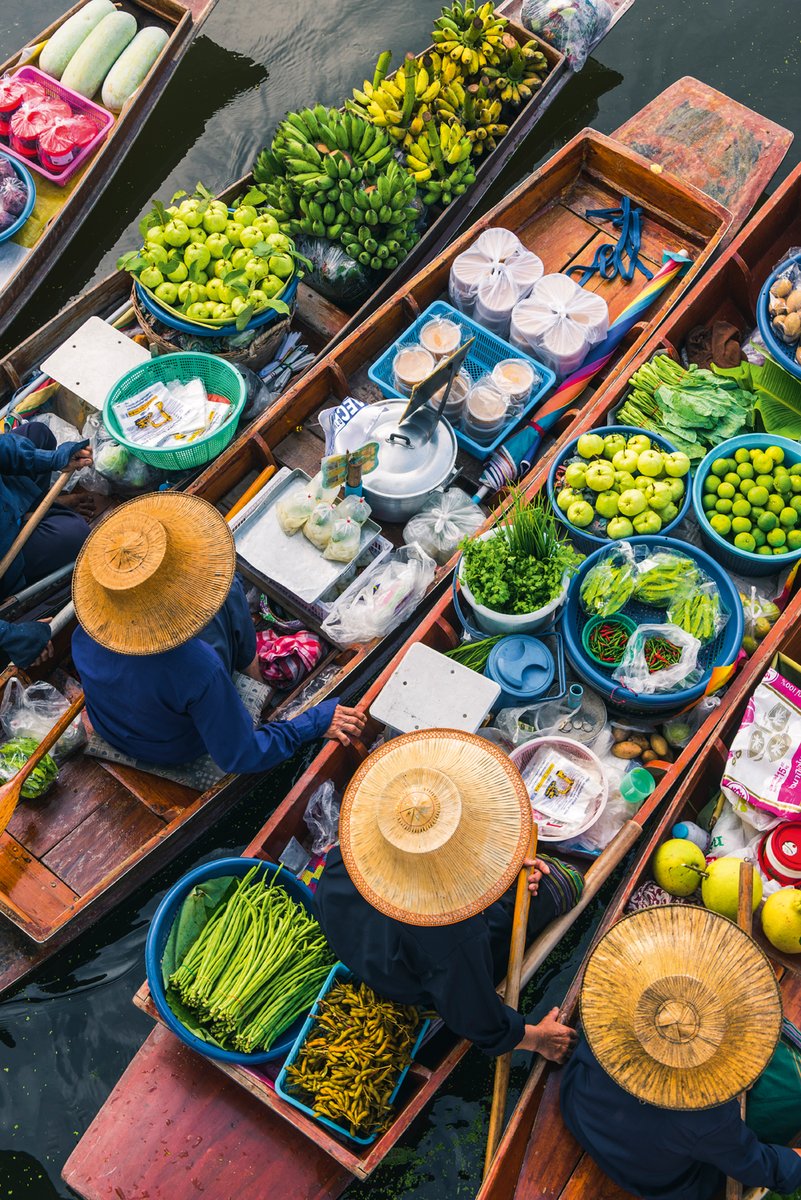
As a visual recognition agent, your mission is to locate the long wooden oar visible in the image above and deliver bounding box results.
[0,468,73,584]
[726,861,755,1200]
[484,825,538,1177]
[0,692,85,834]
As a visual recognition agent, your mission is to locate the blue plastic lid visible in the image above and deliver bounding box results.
[486,636,555,700]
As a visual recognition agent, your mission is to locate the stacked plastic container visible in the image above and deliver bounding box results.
[449,227,544,338]
[511,274,609,377]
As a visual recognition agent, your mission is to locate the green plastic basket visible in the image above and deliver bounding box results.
[103,352,247,471]
[581,613,637,669]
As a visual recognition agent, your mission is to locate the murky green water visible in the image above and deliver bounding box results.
[0,2,799,1196]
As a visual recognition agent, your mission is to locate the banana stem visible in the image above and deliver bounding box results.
[373,51,392,89]
[464,84,478,125]
[401,53,417,125]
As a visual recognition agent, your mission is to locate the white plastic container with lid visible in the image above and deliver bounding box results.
[511,274,609,377]
[419,315,462,361]
[463,378,509,443]
[392,344,435,396]
[449,226,543,325]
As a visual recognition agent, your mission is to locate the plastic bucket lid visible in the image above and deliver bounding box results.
[485,635,555,702]
[758,821,801,885]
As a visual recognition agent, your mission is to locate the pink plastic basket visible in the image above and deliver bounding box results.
[0,66,114,186]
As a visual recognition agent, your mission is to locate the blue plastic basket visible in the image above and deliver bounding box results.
[145,857,318,1066]
[135,270,300,339]
[757,254,801,382]
[0,152,35,245]
[562,536,744,715]
[547,425,693,553]
[691,434,801,577]
[275,962,430,1145]
[367,300,556,461]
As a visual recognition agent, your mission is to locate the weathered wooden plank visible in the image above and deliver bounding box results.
[6,757,127,859]
[0,835,78,933]
[42,794,165,894]
[513,1073,584,1200]
[97,763,199,820]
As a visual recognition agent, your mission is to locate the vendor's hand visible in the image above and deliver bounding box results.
[526,1009,577,1063]
[524,856,550,895]
[32,619,53,668]
[324,705,367,746]
[66,447,93,473]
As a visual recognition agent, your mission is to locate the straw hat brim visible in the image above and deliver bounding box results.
[73,493,236,655]
[580,906,782,1110]
[340,728,533,927]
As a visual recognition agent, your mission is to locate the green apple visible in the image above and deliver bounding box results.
[633,510,662,534]
[240,226,265,250]
[564,462,587,489]
[615,470,636,492]
[633,476,655,495]
[211,302,232,320]
[249,289,268,310]
[264,232,293,252]
[662,502,680,523]
[637,449,665,478]
[567,500,594,528]
[557,487,582,513]
[140,265,164,290]
[667,478,685,502]
[268,253,293,279]
[145,225,166,248]
[585,461,615,492]
[612,448,639,474]
[217,285,234,304]
[213,258,232,279]
[203,209,229,235]
[261,274,284,298]
[244,257,268,281]
[178,281,201,306]
[627,434,652,456]
[186,302,211,321]
[166,261,188,284]
[231,295,250,317]
[231,248,250,270]
[602,433,626,461]
[647,481,672,511]
[595,490,619,519]
[166,205,178,217]
[154,281,178,305]
[206,233,230,259]
[163,219,190,247]
[618,488,647,517]
[234,205,258,226]
[576,432,605,460]
[225,221,244,246]
[195,270,209,286]
[178,201,203,228]
[184,244,211,271]
[205,277,224,302]
[146,243,169,266]
[254,213,280,237]
[187,228,207,244]
[607,516,634,539]
[664,451,691,478]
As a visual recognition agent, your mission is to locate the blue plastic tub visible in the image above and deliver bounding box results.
[691,434,801,577]
[135,269,300,339]
[0,152,35,245]
[547,425,693,553]
[367,300,555,461]
[275,962,430,1145]
[562,536,743,715]
[145,857,317,1066]
[756,254,801,382]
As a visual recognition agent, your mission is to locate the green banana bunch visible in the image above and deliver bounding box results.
[432,0,508,77]
[269,105,394,189]
[405,112,476,206]
[483,33,549,106]
[338,161,420,270]
[460,80,508,155]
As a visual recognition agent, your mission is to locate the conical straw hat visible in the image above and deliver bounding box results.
[73,493,235,655]
[580,906,782,1110]
[339,729,533,926]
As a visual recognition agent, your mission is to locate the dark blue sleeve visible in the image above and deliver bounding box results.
[0,618,50,667]
[426,934,525,1056]
[187,667,337,774]
[693,1104,801,1193]
[0,435,86,477]
[197,574,256,675]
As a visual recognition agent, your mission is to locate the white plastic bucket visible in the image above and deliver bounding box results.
[458,530,570,635]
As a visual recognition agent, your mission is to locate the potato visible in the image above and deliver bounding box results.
[650,734,669,757]
[631,734,651,751]
[612,727,628,743]
[612,741,642,760]
[641,749,658,764]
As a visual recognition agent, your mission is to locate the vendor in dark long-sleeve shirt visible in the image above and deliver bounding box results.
[559,905,801,1200]
[316,729,581,1061]
[71,493,365,773]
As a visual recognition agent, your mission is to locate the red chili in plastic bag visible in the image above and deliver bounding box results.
[38,114,96,170]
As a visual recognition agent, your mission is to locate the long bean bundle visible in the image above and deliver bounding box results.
[168,866,334,1054]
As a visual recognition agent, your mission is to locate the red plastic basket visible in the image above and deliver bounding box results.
[0,66,114,186]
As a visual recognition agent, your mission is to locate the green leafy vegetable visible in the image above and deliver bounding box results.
[0,737,58,799]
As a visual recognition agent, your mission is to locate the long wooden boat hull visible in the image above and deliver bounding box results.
[62,142,801,1200]
[0,0,218,338]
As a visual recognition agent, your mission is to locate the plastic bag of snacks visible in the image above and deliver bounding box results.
[740,586,781,656]
[323,517,361,563]
[510,274,608,377]
[303,502,338,550]
[612,623,702,695]
[667,582,728,645]
[321,545,436,646]
[403,488,486,565]
[579,543,637,616]
[520,0,614,69]
[721,665,801,822]
[74,413,165,496]
[0,736,58,799]
[337,495,372,525]
[0,679,85,764]
[276,482,317,534]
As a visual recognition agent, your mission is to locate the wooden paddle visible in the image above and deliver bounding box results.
[726,860,755,1200]
[0,469,74,584]
[0,692,85,834]
[484,825,538,1177]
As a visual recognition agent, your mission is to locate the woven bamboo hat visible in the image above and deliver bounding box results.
[73,493,235,655]
[339,728,532,926]
[580,906,782,1110]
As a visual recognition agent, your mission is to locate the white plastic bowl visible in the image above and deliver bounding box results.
[459,529,570,634]
[510,736,608,842]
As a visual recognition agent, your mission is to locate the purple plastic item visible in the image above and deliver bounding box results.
[0,66,114,186]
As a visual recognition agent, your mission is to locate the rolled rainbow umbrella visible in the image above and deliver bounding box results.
[473,253,692,501]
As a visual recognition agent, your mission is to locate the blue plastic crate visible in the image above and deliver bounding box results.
[275,962,430,1145]
[367,300,556,461]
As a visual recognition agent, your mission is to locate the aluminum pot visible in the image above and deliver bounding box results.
[332,398,458,522]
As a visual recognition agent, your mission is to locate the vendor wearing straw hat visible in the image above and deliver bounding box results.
[559,905,801,1200]
[71,493,365,772]
[316,729,582,1060]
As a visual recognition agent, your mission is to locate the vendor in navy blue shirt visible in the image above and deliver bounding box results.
[559,905,801,1200]
[71,492,365,773]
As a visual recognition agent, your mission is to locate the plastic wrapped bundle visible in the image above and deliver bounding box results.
[511,274,608,377]
[303,502,337,550]
[449,226,544,324]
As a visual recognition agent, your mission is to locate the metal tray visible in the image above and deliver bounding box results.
[229,467,383,604]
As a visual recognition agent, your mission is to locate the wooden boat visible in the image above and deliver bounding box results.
[61,139,801,1200]
[0,0,219,335]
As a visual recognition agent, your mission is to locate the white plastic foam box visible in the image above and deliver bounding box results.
[369,642,501,735]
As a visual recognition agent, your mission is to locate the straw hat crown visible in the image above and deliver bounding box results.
[340,729,533,926]
[580,906,782,1110]
[73,493,235,655]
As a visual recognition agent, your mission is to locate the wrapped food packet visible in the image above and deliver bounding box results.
[323,517,361,563]
[402,488,486,565]
[667,582,728,644]
[276,482,316,535]
[337,494,372,525]
[449,227,543,318]
[633,550,702,607]
[521,0,614,69]
[612,623,702,696]
[579,543,636,616]
[510,274,608,377]
[303,501,337,550]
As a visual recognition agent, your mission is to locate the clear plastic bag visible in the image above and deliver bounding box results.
[740,585,781,656]
[510,274,608,377]
[521,0,614,69]
[0,737,57,799]
[0,678,85,764]
[663,695,721,749]
[303,780,342,854]
[633,550,702,607]
[579,543,636,616]
[612,623,702,695]
[276,481,316,534]
[320,544,436,646]
[295,235,378,308]
[667,582,728,644]
[402,488,486,565]
[323,517,361,563]
[474,266,529,339]
[74,412,165,496]
[337,494,372,525]
[767,260,801,351]
[463,376,510,442]
[449,227,543,318]
[303,501,337,550]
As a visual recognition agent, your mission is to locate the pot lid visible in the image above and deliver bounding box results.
[486,636,555,699]
[333,399,456,498]
[759,821,801,882]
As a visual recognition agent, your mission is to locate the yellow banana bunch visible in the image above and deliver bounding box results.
[433,79,467,120]
[483,33,550,106]
[461,81,508,155]
[432,0,508,78]
[405,111,475,203]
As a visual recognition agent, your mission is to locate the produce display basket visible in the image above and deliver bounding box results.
[509,735,608,842]
[0,150,34,244]
[756,253,801,382]
[368,300,555,461]
[547,424,693,552]
[135,266,300,339]
[561,536,744,714]
[145,857,317,1067]
[275,962,430,1146]
[691,434,801,576]
[4,66,114,186]
[103,351,247,470]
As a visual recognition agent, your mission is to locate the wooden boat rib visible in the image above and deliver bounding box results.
[0,0,219,336]
[62,138,801,1200]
